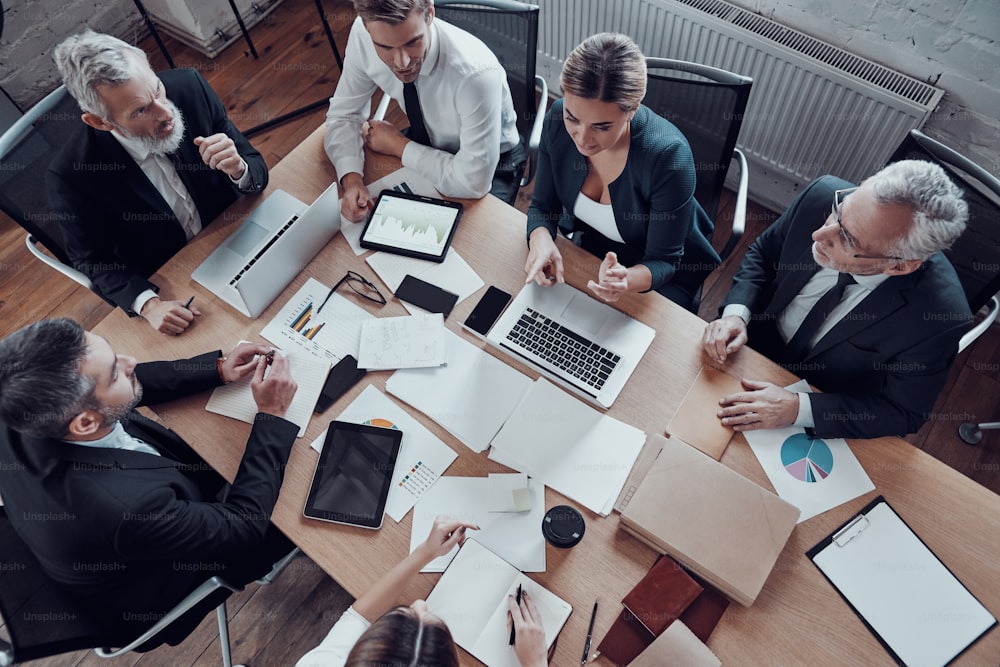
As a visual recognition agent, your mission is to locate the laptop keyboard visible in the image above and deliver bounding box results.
[228,214,299,286]
[505,307,621,392]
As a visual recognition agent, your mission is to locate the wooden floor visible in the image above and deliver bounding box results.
[2,0,998,663]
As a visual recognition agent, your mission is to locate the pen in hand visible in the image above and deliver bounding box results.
[509,583,522,645]
[183,295,195,310]
[582,599,598,664]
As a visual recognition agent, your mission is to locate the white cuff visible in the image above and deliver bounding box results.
[133,289,159,316]
[722,304,751,324]
[793,392,816,428]
[229,158,251,189]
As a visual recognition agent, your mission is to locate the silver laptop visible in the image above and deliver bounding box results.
[484,282,655,409]
[192,184,342,317]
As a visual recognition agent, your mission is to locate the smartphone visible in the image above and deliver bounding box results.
[314,355,367,413]
[462,286,512,337]
[394,274,459,317]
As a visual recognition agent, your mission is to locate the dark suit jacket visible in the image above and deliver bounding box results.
[47,68,268,312]
[722,175,972,439]
[527,100,720,303]
[0,352,297,635]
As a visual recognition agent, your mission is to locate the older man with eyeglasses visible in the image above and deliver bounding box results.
[702,160,972,439]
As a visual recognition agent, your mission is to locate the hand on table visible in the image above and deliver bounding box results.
[416,516,479,563]
[524,228,564,286]
[340,172,373,222]
[718,379,798,431]
[702,315,749,363]
[507,590,548,667]
[142,297,200,335]
[586,251,628,302]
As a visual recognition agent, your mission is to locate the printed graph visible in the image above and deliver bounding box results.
[392,182,414,194]
[780,433,834,483]
[289,302,324,340]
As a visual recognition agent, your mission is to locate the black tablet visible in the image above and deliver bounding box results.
[359,190,463,263]
[304,420,402,529]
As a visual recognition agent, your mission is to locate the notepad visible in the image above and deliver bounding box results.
[425,538,572,667]
[808,496,996,667]
[205,349,329,437]
[357,313,446,369]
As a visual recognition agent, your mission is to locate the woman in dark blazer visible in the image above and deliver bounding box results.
[524,33,719,310]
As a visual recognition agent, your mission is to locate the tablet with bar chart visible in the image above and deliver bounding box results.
[360,190,463,262]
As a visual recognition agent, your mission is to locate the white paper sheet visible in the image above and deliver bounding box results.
[366,249,484,312]
[340,167,443,255]
[743,381,875,523]
[259,277,375,362]
[425,539,572,667]
[386,329,533,452]
[205,350,329,437]
[357,313,446,369]
[811,499,995,667]
[409,476,545,572]
[489,378,646,516]
[311,385,457,521]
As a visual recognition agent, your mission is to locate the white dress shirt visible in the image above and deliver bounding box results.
[294,606,370,667]
[723,267,889,427]
[112,130,250,314]
[573,192,625,243]
[324,16,519,198]
[65,421,161,457]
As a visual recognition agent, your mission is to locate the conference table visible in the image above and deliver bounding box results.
[93,126,1000,666]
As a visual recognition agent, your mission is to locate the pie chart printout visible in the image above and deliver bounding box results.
[780,433,834,483]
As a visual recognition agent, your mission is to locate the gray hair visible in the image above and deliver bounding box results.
[0,319,95,439]
[561,33,647,112]
[53,29,149,118]
[862,160,968,261]
[353,0,432,24]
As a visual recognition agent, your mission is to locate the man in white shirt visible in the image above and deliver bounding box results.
[326,0,523,221]
[701,161,971,439]
[47,30,268,335]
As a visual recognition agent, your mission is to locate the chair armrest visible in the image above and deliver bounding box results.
[959,294,999,354]
[719,148,749,261]
[372,92,391,122]
[24,234,96,291]
[0,637,14,667]
[93,576,241,658]
[519,75,548,188]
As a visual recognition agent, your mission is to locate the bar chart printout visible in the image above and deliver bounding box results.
[290,302,324,340]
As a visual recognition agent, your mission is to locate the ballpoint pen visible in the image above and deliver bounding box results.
[581,599,598,664]
[183,295,195,309]
[509,583,522,645]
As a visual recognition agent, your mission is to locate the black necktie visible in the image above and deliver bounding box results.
[403,81,431,147]
[785,272,856,361]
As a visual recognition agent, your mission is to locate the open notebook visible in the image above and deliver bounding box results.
[425,539,572,667]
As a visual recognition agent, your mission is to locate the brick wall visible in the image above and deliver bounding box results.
[0,1,143,109]
[729,0,1000,179]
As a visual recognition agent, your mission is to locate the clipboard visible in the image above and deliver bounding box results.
[807,496,996,667]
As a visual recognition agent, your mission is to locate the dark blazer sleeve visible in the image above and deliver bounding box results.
[134,350,224,405]
[526,103,567,241]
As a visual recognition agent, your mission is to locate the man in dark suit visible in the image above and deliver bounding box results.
[47,30,268,335]
[702,160,971,439]
[0,318,298,644]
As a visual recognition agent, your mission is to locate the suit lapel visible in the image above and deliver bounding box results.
[807,272,917,359]
[765,245,819,317]
[90,130,178,225]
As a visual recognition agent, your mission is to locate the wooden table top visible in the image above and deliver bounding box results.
[93,126,1000,666]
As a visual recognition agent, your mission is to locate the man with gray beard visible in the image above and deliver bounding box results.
[47,30,268,334]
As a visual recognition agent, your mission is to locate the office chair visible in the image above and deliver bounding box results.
[373,0,547,204]
[643,58,753,262]
[0,507,295,666]
[0,85,101,297]
[886,129,1000,354]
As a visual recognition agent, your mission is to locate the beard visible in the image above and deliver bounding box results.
[115,101,186,155]
[99,380,143,429]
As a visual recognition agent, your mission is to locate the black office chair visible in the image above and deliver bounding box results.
[643,58,753,262]
[0,85,105,299]
[887,129,1000,353]
[373,0,547,204]
[0,507,296,666]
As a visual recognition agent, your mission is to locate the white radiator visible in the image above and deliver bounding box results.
[533,0,945,211]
